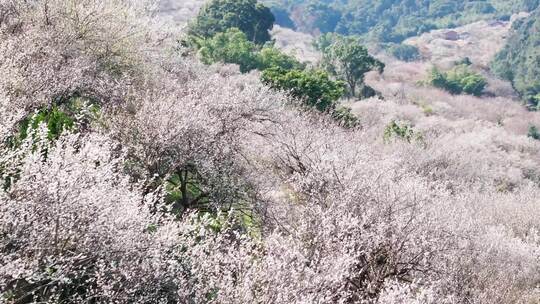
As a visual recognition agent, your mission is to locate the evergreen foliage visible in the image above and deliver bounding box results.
[383,120,416,143]
[428,65,487,96]
[195,28,261,72]
[492,8,540,109]
[528,125,540,139]
[261,67,345,112]
[189,0,275,44]
[318,35,385,97]
[194,28,304,73]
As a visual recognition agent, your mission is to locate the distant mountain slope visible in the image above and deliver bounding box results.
[492,8,540,109]
[264,0,540,42]
[405,18,512,69]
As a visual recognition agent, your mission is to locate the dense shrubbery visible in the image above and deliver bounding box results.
[261,67,345,112]
[528,125,540,139]
[2,1,540,303]
[492,8,540,109]
[193,28,304,73]
[428,65,487,96]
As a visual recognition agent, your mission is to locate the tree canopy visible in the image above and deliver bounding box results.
[189,0,275,44]
[193,28,304,73]
[318,35,384,97]
[195,28,261,73]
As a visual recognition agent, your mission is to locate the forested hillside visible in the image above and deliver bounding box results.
[1,0,540,303]
[265,0,540,42]
[492,7,540,109]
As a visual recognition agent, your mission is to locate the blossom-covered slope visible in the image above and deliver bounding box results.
[1,1,540,303]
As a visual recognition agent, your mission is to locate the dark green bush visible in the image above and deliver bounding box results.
[428,65,487,96]
[383,120,415,143]
[261,67,345,112]
[331,106,360,128]
[528,125,540,140]
[193,28,303,73]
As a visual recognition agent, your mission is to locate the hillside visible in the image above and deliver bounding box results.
[404,18,514,68]
[1,1,540,304]
[264,0,540,42]
[492,8,540,109]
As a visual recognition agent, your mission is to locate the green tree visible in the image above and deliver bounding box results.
[195,28,260,73]
[194,28,303,73]
[261,67,345,112]
[320,35,384,97]
[257,46,305,71]
[189,0,275,44]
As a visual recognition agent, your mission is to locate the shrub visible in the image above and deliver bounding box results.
[383,120,420,143]
[331,106,360,128]
[18,107,74,142]
[532,93,540,110]
[261,67,345,112]
[386,43,420,61]
[7,96,99,149]
[528,125,540,140]
[428,65,487,96]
